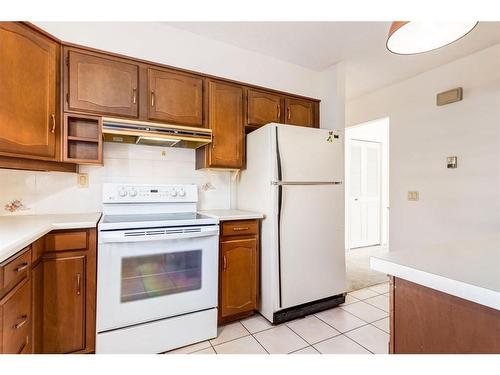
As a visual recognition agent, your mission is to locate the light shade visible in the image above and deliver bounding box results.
[387,21,478,55]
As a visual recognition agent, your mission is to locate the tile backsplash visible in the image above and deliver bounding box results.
[0,142,234,215]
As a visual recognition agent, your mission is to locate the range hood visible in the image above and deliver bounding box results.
[102,117,212,149]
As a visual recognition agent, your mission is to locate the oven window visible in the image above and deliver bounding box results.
[120,250,202,303]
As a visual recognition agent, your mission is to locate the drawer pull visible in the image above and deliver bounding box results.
[15,262,29,272]
[223,255,227,271]
[14,315,28,330]
[232,227,249,231]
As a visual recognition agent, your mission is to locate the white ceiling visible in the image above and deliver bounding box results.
[166,22,500,99]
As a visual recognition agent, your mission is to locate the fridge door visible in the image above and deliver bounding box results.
[277,183,346,309]
[275,125,343,182]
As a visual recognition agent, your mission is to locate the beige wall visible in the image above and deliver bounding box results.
[346,44,500,252]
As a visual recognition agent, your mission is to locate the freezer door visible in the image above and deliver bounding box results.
[278,184,346,309]
[275,125,343,182]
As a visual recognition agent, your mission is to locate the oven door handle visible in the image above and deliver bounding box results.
[99,226,219,243]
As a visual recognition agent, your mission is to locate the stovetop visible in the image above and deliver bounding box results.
[98,212,218,231]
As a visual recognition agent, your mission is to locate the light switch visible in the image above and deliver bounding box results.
[408,191,419,201]
[77,173,89,188]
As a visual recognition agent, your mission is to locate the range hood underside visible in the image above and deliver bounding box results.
[102,118,212,149]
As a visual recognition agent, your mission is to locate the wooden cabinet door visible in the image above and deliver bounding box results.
[68,51,139,118]
[42,255,85,353]
[148,69,203,126]
[247,89,282,126]
[285,97,315,127]
[208,80,244,168]
[0,22,58,160]
[220,238,257,318]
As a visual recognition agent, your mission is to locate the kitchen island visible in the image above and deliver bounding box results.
[371,238,500,354]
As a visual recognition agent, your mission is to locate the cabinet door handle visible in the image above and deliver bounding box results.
[151,91,155,107]
[17,338,28,354]
[76,273,81,295]
[232,227,249,231]
[50,114,56,133]
[287,107,291,120]
[223,255,227,271]
[132,88,137,104]
[277,105,281,120]
[14,315,28,330]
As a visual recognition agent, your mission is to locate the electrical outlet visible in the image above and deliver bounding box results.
[408,191,419,201]
[77,173,89,188]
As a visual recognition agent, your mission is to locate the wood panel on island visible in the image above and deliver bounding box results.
[389,277,500,354]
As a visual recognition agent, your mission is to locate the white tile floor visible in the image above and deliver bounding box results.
[167,281,390,355]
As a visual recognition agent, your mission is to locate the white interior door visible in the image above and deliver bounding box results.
[349,139,381,248]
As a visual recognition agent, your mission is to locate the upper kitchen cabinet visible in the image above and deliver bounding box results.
[66,50,139,118]
[0,22,59,160]
[148,68,204,127]
[247,89,282,127]
[196,80,245,169]
[284,97,316,127]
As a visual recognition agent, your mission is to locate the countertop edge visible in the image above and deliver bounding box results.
[370,256,500,311]
[199,210,264,221]
[0,214,101,264]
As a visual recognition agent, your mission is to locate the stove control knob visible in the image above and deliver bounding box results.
[170,189,178,197]
[178,188,186,197]
[129,189,138,197]
[118,189,127,197]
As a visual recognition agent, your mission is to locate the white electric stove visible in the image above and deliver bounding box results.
[96,183,219,354]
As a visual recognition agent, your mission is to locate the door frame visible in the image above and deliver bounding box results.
[345,117,390,252]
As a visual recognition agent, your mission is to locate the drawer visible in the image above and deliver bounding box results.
[45,230,88,252]
[221,220,259,237]
[1,247,31,292]
[1,279,31,354]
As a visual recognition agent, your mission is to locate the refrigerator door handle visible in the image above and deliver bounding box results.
[275,126,283,308]
[271,181,343,186]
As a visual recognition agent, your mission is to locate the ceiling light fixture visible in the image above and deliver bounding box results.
[386,21,478,55]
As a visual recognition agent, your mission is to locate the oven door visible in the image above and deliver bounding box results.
[97,225,219,332]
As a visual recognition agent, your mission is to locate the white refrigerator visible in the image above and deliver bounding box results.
[237,123,346,324]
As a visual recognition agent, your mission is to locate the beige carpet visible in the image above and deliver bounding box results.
[346,245,389,292]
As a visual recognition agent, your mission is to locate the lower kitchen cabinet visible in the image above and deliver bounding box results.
[40,255,86,353]
[0,279,32,354]
[34,229,97,354]
[0,247,32,354]
[0,227,97,354]
[218,219,260,324]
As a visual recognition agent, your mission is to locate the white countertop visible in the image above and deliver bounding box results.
[199,209,264,221]
[0,213,101,263]
[370,238,500,310]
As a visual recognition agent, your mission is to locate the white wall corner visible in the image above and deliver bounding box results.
[318,62,346,130]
